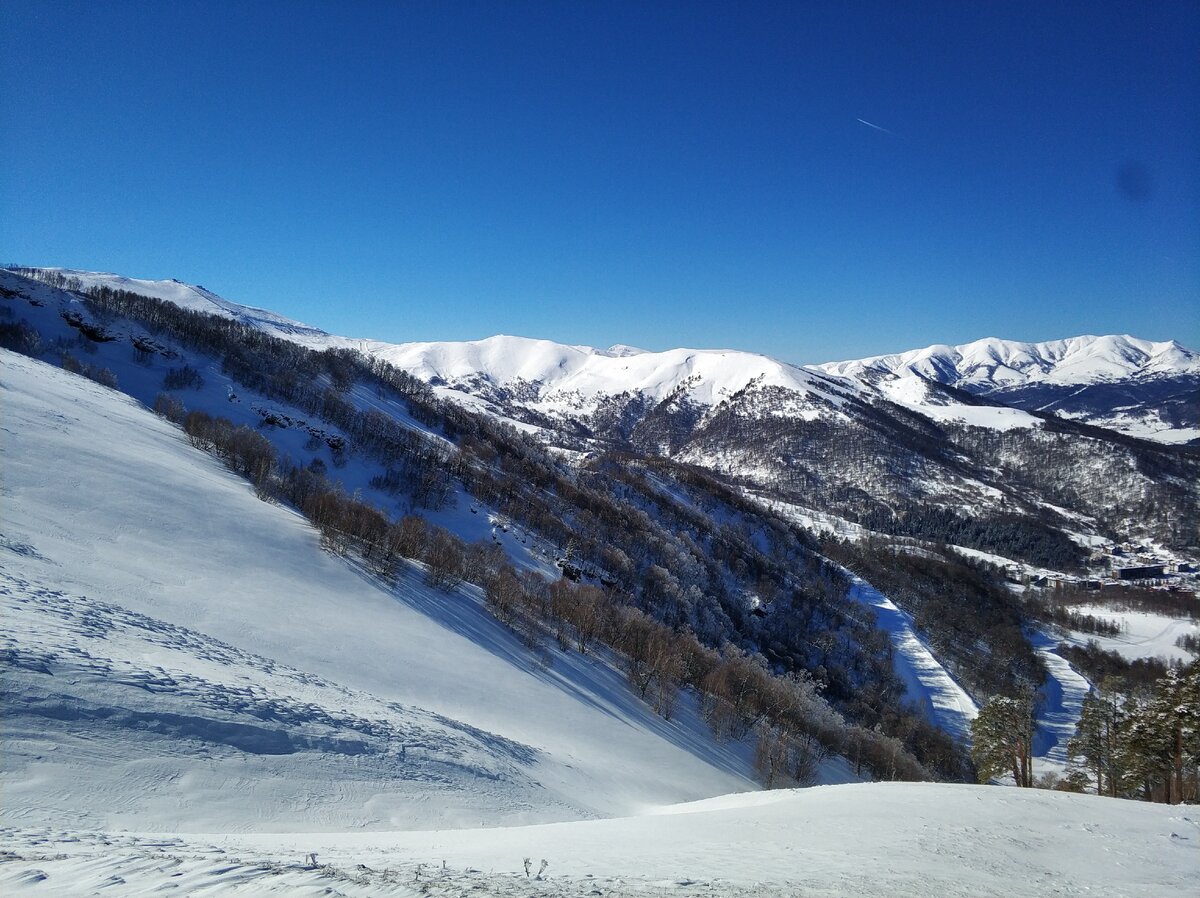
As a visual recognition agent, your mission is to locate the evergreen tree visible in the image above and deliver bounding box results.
[1068,688,1124,796]
[1121,666,1200,803]
[971,693,1035,787]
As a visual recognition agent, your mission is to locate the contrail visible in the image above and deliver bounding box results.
[856,118,894,135]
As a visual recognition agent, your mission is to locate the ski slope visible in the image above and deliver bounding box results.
[1027,632,1092,779]
[0,349,758,831]
[847,578,979,743]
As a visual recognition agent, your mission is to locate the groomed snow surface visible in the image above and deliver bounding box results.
[2,349,1197,896]
[846,578,979,743]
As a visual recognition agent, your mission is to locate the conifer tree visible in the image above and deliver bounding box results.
[1068,688,1125,796]
[971,693,1035,787]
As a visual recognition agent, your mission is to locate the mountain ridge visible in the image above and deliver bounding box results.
[818,333,1200,388]
[16,266,1195,444]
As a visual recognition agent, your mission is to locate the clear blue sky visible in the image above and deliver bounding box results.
[2,1,1197,363]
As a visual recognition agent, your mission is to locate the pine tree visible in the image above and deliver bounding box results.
[971,693,1035,787]
[1068,688,1124,796]
[1119,665,1200,803]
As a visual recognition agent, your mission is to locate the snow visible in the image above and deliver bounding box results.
[0,348,758,832]
[819,334,1200,442]
[26,268,326,339]
[2,278,1197,895]
[2,784,1196,897]
[1059,606,1199,664]
[363,334,856,420]
[1027,632,1092,780]
[17,267,1196,451]
[19,264,865,434]
[1071,409,1200,445]
[820,334,1200,388]
[845,579,979,742]
[875,373,1041,431]
[14,268,1198,455]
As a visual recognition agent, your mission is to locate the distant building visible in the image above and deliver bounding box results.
[1113,564,1165,580]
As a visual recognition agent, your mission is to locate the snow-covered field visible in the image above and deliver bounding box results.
[1060,605,1199,665]
[1,784,1195,897]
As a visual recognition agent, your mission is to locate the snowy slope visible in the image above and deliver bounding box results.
[872,372,1042,431]
[0,349,760,832]
[846,578,979,742]
[1,784,1195,897]
[19,267,328,340]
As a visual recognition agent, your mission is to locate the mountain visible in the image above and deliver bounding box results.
[3,267,965,783]
[6,267,1199,570]
[820,335,1200,444]
[4,268,1196,733]
[11,267,329,340]
[2,266,1198,895]
[0,352,1192,896]
[29,267,1197,441]
[340,338,1198,564]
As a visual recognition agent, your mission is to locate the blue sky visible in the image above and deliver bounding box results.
[2,1,1196,364]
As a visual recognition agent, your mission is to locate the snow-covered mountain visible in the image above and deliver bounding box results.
[12,267,328,340]
[6,267,1198,559]
[820,334,1198,387]
[3,267,1198,896]
[28,267,1197,443]
[820,335,1200,444]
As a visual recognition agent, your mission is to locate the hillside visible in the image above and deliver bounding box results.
[1,269,968,784]
[4,268,1197,764]
[0,348,761,831]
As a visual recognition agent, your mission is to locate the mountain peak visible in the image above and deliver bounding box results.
[817,334,1200,388]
